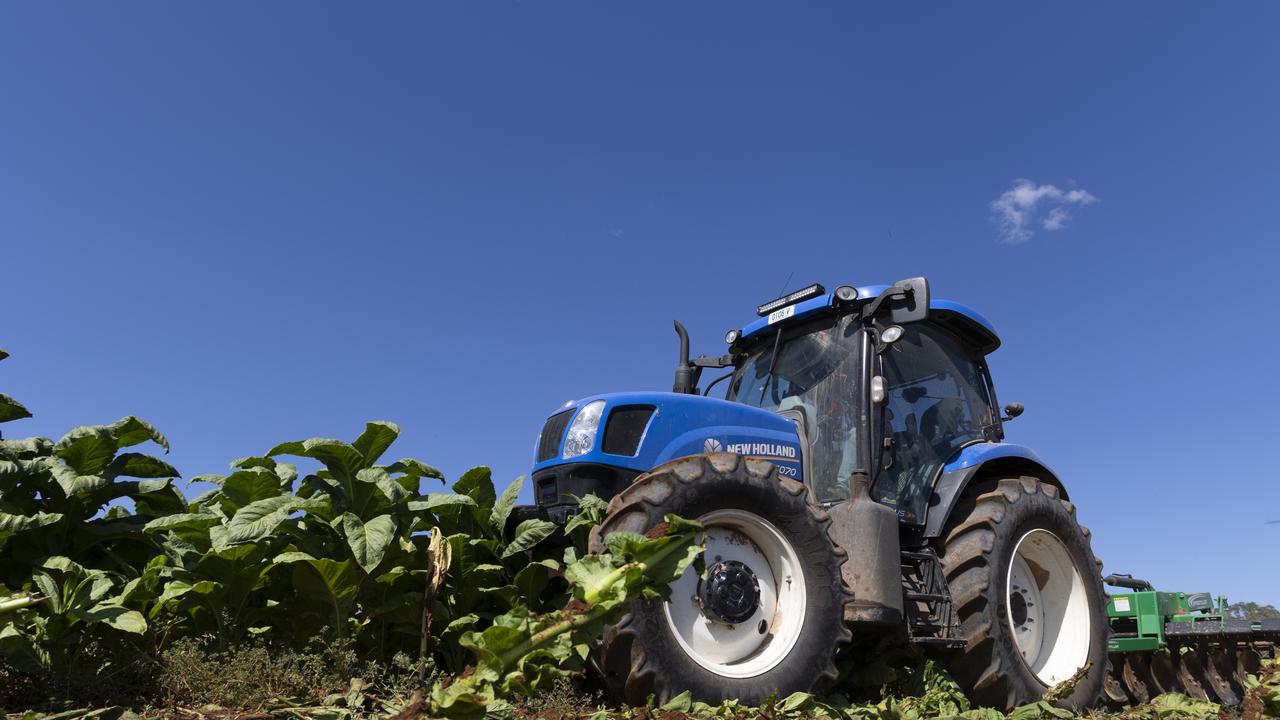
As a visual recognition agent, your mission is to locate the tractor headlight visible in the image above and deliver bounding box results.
[562,400,605,459]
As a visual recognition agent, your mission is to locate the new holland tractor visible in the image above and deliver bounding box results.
[520,279,1109,711]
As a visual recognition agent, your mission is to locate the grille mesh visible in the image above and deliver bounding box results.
[536,409,574,463]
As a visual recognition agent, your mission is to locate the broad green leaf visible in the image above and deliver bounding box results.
[291,557,361,625]
[49,463,110,497]
[0,511,63,535]
[32,572,61,613]
[453,466,496,510]
[105,452,179,479]
[659,691,693,712]
[223,495,301,545]
[78,604,147,634]
[342,513,396,574]
[385,457,444,482]
[273,551,317,564]
[108,416,170,452]
[490,476,523,534]
[352,421,399,466]
[143,512,218,533]
[149,580,195,617]
[357,467,407,504]
[220,467,288,510]
[230,455,275,470]
[501,519,556,558]
[0,437,51,460]
[53,426,117,475]
[407,493,477,512]
[0,393,31,423]
[129,478,188,517]
[268,437,364,482]
[512,558,558,605]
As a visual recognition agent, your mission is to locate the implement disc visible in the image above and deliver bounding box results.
[1103,654,1130,705]
[1175,648,1212,701]
[1205,648,1242,705]
[1121,653,1157,703]
[1149,651,1183,695]
[1236,646,1262,686]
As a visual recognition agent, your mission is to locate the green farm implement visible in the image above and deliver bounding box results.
[1103,573,1280,705]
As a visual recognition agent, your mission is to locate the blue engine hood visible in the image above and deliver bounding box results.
[532,392,804,480]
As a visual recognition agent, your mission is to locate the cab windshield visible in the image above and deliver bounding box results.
[728,315,862,503]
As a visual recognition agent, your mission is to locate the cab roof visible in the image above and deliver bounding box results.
[738,284,1001,355]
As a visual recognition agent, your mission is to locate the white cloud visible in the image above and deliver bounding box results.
[990,179,1098,244]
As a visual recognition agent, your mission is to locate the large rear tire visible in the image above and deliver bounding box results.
[938,476,1107,711]
[589,453,851,705]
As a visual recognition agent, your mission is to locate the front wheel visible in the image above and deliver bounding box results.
[589,453,851,705]
[938,475,1108,711]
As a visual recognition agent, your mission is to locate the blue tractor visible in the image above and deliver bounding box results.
[524,279,1108,711]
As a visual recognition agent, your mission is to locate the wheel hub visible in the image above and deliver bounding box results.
[1010,588,1029,626]
[699,560,761,624]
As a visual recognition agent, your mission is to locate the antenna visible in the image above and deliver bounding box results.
[777,271,795,297]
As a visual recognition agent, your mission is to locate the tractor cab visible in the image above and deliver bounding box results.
[723,284,1004,524]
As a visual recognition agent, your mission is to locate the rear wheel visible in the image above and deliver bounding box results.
[938,476,1107,711]
[590,453,851,705]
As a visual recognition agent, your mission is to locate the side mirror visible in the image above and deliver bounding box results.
[866,276,930,325]
[1002,402,1024,421]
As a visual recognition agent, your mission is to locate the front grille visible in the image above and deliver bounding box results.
[602,405,655,456]
[536,409,574,463]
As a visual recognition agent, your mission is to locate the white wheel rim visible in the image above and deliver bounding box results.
[1006,529,1092,686]
[663,509,807,678]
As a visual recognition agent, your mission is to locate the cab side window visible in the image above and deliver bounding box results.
[875,324,992,522]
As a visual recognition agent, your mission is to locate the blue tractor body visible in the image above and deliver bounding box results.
[528,283,1063,534]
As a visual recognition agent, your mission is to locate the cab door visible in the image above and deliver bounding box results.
[874,322,995,523]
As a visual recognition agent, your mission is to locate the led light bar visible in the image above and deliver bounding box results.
[756,283,826,317]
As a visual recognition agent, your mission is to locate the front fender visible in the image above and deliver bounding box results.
[922,442,1066,538]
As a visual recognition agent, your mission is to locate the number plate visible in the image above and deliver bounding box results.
[767,305,795,325]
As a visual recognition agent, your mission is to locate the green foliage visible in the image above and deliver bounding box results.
[5,350,1280,720]
[429,515,704,718]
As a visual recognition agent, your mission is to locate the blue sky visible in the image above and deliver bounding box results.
[3,3,1278,603]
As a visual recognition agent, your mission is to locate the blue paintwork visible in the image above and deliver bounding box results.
[942,441,1055,476]
[532,283,1030,513]
[532,392,804,481]
[738,283,1000,354]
